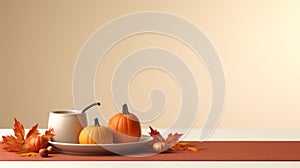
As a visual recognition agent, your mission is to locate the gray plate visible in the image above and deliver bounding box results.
[49,135,153,155]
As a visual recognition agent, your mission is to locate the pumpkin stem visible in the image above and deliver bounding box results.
[94,118,100,126]
[122,104,130,114]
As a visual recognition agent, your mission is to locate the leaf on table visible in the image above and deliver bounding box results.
[1,118,26,152]
[148,126,182,148]
[166,133,183,147]
[170,142,201,152]
[148,126,165,143]
[23,124,40,151]
[1,135,23,152]
[13,118,25,145]
[148,126,201,152]
[42,128,55,140]
[25,124,39,139]
[187,147,201,152]
[1,136,7,144]
[19,152,39,157]
[23,127,54,153]
[1,118,55,156]
[149,126,160,136]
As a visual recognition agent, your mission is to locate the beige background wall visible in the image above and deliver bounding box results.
[1,0,300,129]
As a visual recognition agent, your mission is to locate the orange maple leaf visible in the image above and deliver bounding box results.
[149,126,165,143]
[13,118,25,144]
[19,152,39,157]
[148,127,200,152]
[148,126,183,149]
[1,135,23,152]
[1,118,55,155]
[42,128,55,140]
[23,123,40,152]
[170,142,201,152]
[1,118,26,152]
[25,124,39,139]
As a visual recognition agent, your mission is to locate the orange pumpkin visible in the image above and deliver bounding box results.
[29,136,48,152]
[108,104,141,143]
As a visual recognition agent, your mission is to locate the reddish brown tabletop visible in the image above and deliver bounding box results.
[1,141,300,161]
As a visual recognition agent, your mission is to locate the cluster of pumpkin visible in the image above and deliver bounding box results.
[79,104,141,144]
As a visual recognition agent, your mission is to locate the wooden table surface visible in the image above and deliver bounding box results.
[1,141,300,161]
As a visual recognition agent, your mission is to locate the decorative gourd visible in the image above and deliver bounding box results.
[79,118,113,144]
[108,104,141,143]
[29,136,48,152]
[153,141,168,153]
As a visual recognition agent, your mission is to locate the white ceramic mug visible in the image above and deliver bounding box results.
[48,110,88,143]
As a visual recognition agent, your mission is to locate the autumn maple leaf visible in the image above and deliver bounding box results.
[1,135,23,152]
[42,128,55,140]
[148,126,182,147]
[170,142,201,152]
[1,118,54,155]
[148,126,200,152]
[166,132,183,147]
[26,124,39,139]
[148,126,165,143]
[149,126,159,136]
[1,118,27,152]
[13,118,25,144]
[23,123,40,152]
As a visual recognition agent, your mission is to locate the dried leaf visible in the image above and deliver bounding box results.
[2,118,55,156]
[42,128,55,140]
[2,135,23,152]
[166,133,183,147]
[1,136,7,144]
[23,124,40,152]
[23,128,54,153]
[148,126,165,143]
[13,118,25,144]
[187,147,200,152]
[149,126,159,136]
[148,126,200,152]
[19,152,39,157]
[1,119,25,152]
[170,142,202,152]
[25,124,39,139]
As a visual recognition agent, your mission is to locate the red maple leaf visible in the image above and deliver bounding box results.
[148,126,165,143]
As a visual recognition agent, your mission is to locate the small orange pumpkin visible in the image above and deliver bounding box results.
[108,104,141,143]
[29,136,48,152]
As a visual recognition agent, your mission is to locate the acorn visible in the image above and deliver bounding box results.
[39,148,49,157]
